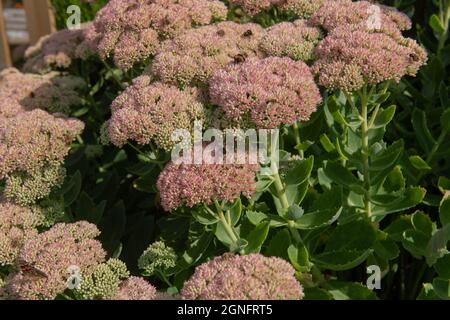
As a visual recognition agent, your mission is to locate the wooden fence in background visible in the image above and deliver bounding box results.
[0,0,55,68]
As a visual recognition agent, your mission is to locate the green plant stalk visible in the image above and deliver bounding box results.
[270,161,303,244]
[359,87,373,218]
[271,161,290,210]
[437,0,450,56]
[292,122,304,158]
[213,198,240,247]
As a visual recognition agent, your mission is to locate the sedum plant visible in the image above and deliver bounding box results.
[0,0,449,301]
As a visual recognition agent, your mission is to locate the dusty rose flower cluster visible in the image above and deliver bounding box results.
[151,21,265,86]
[156,149,259,211]
[312,25,427,92]
[209,57,321,128]
[0,109,84,204]
[112,276,158,300]
[309,0,411,33]
[181,253,304,300]
[0,201,40,266]
[279,0,325,18]
[85,0,228,70]
[4,222,106,300]
[108,75,205,150]
[228,0,323,17]
[0,68,84,117]
[260,19,322,61]
[23,25,92,74]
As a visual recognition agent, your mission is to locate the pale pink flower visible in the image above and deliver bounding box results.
[4,222,106,300]
[151,21,265,87]
[312,25,428,92]
[112,277,157,300]
[260,19,322,61]
[157,147,259,211]
[209,57,321,128]
[85,0,227,70]
[181,253,304,300]
[0,201,40,266]
[108,75,205,151]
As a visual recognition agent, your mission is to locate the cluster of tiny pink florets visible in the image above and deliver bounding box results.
[112,276,158,300]
[4,222,106,300]
[181,253,304,300]
[23,24,92,74]
[309,0,412,33]
[0,201,41,266]
[0,109,84,205]
[209,57,322,128]
[85,0,228,70]
[108,75,205,150]
[0,68,84,116]
[156,148,259,211]
[150,21,265,86]
[312,25,427,92]
[260,19,322,61]
[228,0,323,18]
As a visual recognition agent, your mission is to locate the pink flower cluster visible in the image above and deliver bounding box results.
[108,75,205,150]
[0,201,40,266]
[209,57,321,128]
[23,25,92,74]
[156,149,259,211]
[181,253,304,300]
[112,276,158,300]
[279,0,325,18]
[260,19,322,61]
[0,68,84,117]
[151,21,265,86]
[4,222,106,300]
[0,109,84,204]
[312,25,427,92]
[0,110,83,179]
[309,0,411,33]
[85,0,228,70]
[228,0,324,17]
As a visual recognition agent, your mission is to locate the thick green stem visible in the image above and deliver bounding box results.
[359,88,372,217]
[213,199,239,245]
[368,82,390,129]
[271,162,290,211]
[437,0,450,56]
[271,161,303,244]
[292,122,304,158]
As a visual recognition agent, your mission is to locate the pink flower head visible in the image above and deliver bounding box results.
[0,109,83,204]
[108,75,205,151]
[278,0,325,18]
[23,24,91,74]
[0,109,84,179]
[156,147,259,211]
[85,0,227,70]
[228,0,282,16]
[309,0,412,33]
[209,57,321,128]
[0,201,40,266]
[312,25,428,92]
[4,222,106,300]
[0,68,85,116]
[181,253,304,300]
[228,0,323,17]
[151,21,265,87]
[260,19,322,61]
[112,277,158,300]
